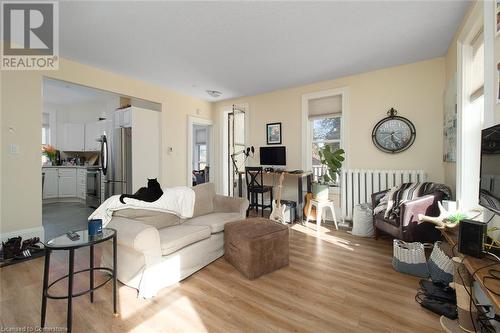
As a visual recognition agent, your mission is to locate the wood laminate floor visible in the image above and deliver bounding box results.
[0,222,441,333]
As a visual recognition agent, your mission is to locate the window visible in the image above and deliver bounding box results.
[42,113,51,145]
[42,126,50,145]
[197,144,207,170]
[311,115,341,183]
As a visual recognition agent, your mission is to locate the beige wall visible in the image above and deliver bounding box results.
[215,58,446,188]
[1,58,212,236]
[496,34,500,122]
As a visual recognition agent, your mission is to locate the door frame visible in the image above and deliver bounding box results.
[219,104,249,195]
[456,1,484,211]
[187,116,214,187]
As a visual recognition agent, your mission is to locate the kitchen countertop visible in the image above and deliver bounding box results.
[42,165,97,169]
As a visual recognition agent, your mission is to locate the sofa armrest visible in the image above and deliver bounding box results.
[371,190,388,209]
[400,194,439,228]
[213,195,249,218]
[107,217,162,258]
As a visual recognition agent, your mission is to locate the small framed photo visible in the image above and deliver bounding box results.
[266,122,282,145]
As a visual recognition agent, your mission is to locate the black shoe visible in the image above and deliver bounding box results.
[21,237,40,251]
[1,237,22,260]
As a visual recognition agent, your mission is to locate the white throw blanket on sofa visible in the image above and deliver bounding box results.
[89,186,195,227]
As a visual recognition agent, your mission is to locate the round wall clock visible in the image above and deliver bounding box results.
[372,108,416,153]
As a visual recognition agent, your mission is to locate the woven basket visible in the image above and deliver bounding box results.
[392,239,431,278]
[428,241,453,284]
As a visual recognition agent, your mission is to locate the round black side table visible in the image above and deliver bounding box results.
[40,228,117,333]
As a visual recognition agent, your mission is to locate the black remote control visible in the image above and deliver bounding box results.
[66,231,80,241]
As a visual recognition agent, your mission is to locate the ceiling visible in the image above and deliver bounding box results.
[59,1,470,102]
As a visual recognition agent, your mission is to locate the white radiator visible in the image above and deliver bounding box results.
[341,169,426,220]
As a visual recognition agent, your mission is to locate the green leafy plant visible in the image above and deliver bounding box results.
[318,146,345,184]
[445,212,467,224]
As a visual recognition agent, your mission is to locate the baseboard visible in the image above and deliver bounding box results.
[0,226,45,243]
[43,197,85,204]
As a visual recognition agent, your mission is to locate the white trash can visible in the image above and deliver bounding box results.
[350,203,374,237]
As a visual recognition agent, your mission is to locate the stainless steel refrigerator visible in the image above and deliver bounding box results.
[101,127,132,199]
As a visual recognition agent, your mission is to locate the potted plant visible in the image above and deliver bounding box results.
[312,146,345,201]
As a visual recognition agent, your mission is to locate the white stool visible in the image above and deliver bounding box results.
[305,199,338,230]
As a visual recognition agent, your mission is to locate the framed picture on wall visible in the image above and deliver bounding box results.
[266,122,282,145]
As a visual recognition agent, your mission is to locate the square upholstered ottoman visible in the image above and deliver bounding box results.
[224,218,289,279]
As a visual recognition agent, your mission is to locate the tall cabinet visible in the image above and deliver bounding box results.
[115,107,161,192]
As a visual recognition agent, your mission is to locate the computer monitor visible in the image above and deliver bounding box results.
[479,124,500,215]
[260,146,286,166]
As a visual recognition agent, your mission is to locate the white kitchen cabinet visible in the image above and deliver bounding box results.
[58,168,77,197]
[42,168,58,199]
[85,121,105,151]
[114,108,132,128]
[60,123,85,151]
[77,168,87,199]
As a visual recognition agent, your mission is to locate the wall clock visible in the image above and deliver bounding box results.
[372,108,416,153]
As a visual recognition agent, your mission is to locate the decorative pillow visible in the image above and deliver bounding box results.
[192,183,216,217]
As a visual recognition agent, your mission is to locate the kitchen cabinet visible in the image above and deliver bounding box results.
[58,168,77,197]
[42,168,58,199]
[85,121,105,151]
[114,108,132,128]
[77,168,87,199]
[60,123,85,151]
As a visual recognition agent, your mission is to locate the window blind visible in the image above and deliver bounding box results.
[308,95,342,119]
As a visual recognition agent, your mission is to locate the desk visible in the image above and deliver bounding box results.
[442,228,500,313]
[237,171,313,221]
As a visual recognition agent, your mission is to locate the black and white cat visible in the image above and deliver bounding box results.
[119,178,163,204]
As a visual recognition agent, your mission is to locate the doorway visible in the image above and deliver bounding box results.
[41,78,161,240]
[221,105,247,196]
[187,117,213,187]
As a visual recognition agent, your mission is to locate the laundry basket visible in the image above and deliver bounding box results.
[428,241,454,284]
[350,204,373,237]
[392,240,431,278]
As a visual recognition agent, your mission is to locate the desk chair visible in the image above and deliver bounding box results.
[245,167,273,217]
[192,169,205,186]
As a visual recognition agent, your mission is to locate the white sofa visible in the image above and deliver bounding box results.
[101,183,249,298]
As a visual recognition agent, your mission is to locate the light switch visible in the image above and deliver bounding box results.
[9,144,20,154]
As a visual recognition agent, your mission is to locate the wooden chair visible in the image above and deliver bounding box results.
[192,169,205,186]
[245,167,273,217]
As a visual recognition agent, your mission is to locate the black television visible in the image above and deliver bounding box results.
[479,124,500,215]
[260,146,286,166]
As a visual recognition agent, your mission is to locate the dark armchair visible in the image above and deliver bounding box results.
[371,190,444,242]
